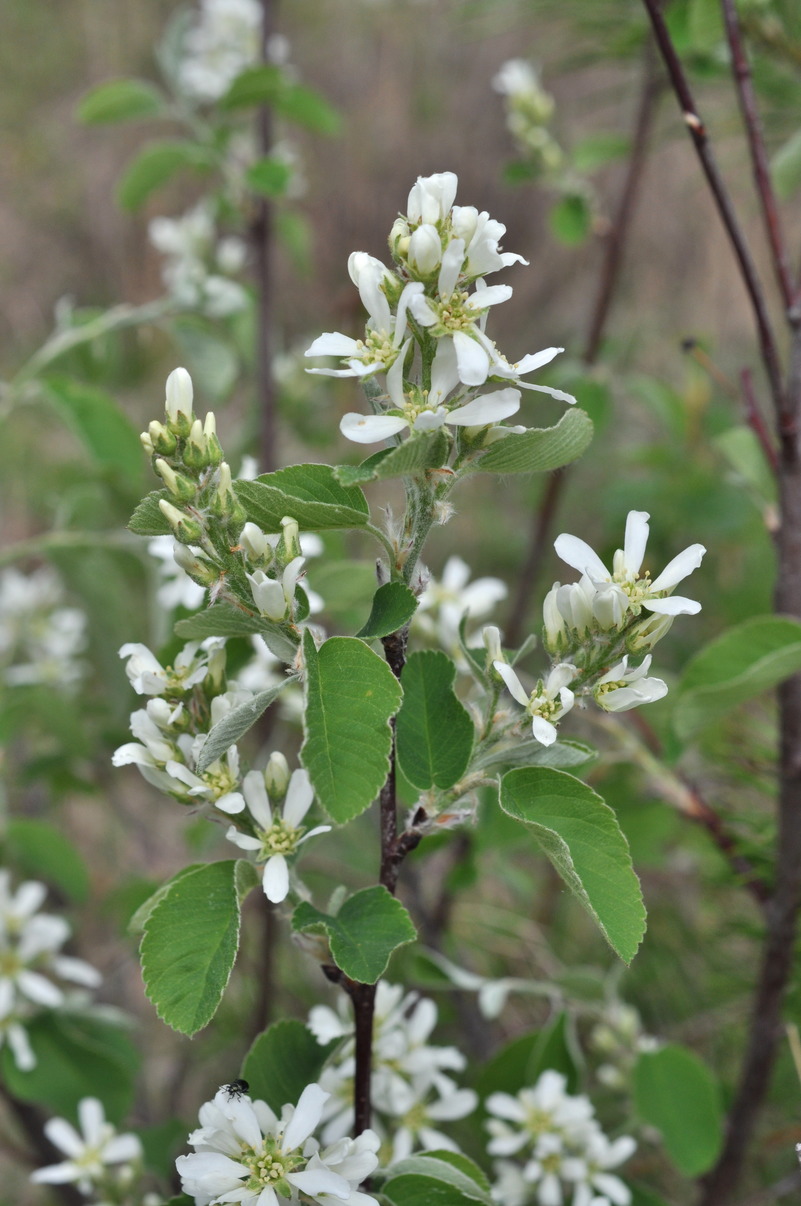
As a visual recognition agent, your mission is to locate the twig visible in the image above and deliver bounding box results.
[640,0,787,441]
[720,0,794,311]
[253,0,278,472]
[505,44,661,645]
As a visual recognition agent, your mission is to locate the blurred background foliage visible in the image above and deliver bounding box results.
[2,0,801,1201]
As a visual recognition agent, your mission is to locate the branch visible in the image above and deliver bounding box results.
[720,0,794,311]
[640,0,787,438]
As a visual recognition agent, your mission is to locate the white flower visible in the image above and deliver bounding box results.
[118,640,211,696]
[0,567,86,690]
[554,511,705,618]
[225,768,330,902]
[417,556,507,650]
[486,1072,596,1158]
[176,1083,380,1206]
[562,1131,636,1206]
[593,655,668,712]
[177,0,262,102]
[407,171,459,225]
[31,1097,142,1196]
[381,1074,478,1164]
[247,556,306,621]
[493,662,575,746]
[148,536,208,612]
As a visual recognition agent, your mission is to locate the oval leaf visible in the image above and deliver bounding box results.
[383,1154,492,1206]
[335,429,450,488]
[356,582,418,640]
[243,1019,335,1115]
[396,651,474,791]
[116,140,215,211]
[634,1045,723,1176]
[235,464,370,532]
[76,78,165,124]
[674,615,801,740]
[140,861,244,1035]
[196,682,291,773]
[174,605,299,662]
[246,156,293,197]
[475,408,593,475]
[292,885,416,983]
[43,376,144,491]
[301,632,402,822]
[3,819,89,902]
[499,767,646,963]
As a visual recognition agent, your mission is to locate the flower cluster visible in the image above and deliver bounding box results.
[486,1070,636,1206]
[0,872,101,1070]
[492,60,563,177]
[31,1097,143,1201]
[305,171,575,449]
[176,0,262,103]
[309,981,478,1163]
[415,555,507,658]
[149,201,249,317]
[589,1001,660,1092]
[176,1081,381,1206]
[492,511,705,745]
[0,567,87,690]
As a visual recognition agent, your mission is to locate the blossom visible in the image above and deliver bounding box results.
[493,661,575,746]
[224,767,330,902]
[119,640,212,697]
[149,202,248,316]
[562,1131,637,1206]
[247,556,306,621]
[0,567,86,690]
[176,1082,380,1206]
[554,511,705,618]
[177,0,262,102]
[417,556,507,651]
[31,1097,142,1196]
[592,655,667,713]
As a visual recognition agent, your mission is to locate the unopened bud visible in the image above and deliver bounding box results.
[148,420,177,456]
[627,611,674,652]
[247,569,287,621]
[155,459,196,502]
[173,542,217,586]
[240,522,272,563]
[140,431,154,456]
[183,418,210,470]
[482,625,503,665]
[206,639,227,693]
[389,216,411,261]
[280,516,301,560]
[202,412,223,464]
[165,367,194,429]
[159,499,203,544]
[265,751,290,800]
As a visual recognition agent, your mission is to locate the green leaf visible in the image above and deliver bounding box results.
[42,376,144,491]
[219,64,284,109]
[140,861,245,1035]
[76,78,165,124]
[500,767,646,963]
[117,140,215,211]
[572,133,631,172]
[357,583,418,640]
[674,615,801,740]
[334,430,449,487]
[772,129,801,200]
[549,194,592,246]
[301,632,402,822]
[174,605,299,662]
[713,425,776,503]
[128,489,171,536]
[246,156,293,197]
[476,1013,580,1099]
[196,682,290,773]
[396,652,474,791]
[3,819,90,902]
[476,737,596,772]
[128,865,201,935]
[274,83,341,135]
[474,408,593,475]
[0,1012,139,1124]
[235,464,370,532]
[292,885,416,982]
[242,1020,334,1114]
[383,1154,493,1206]
[634,1045,723,1175]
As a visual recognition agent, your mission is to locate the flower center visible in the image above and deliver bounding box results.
[202,760,240,802]
[523,1106,556,1137]
[240,1138,304,1197]
[354,330,398,369]
[257,817,304,860]
[527,689,561,723]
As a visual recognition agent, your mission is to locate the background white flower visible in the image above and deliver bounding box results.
[31,1097,142,1196]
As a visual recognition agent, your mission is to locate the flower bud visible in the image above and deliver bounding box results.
[389,216,411,261]
[265,751,290,801]
[183,419,210,470]
[173,542,217,586]
[280,516,301,560]
[148,420,177,456]
[407,224,442,277]
[203,412,224,466]
[240,522,272,563]
[165,367,194,431]
[206,639,227,694]
[626,611,675,652]
[140,430,154,456]
[542,584,567,654]
[155,459,196,501]
[159,499,204,544]
[482,625,504,665]
[247,570,287,621]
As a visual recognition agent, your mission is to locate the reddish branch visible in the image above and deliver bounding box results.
[637,2,801,1201]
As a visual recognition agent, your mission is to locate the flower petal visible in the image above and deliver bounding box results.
[447,388,520,426]
[339,413,409,444]
[553,533,610,581]
[264,855,289,903]
[494,661,530,708]
[649,543,706,592]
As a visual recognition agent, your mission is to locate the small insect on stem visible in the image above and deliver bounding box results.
[220,1078,250,1100]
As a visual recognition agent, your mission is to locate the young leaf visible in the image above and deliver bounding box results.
[396,651,474,791]
[499,767,646,964]
[382,1153,493,1206]
[116,140,215,211]
[301,632,402,823]
[474,408,593,475]
[292,885,416,983]
[219,64,284,109]
[171,317,239,401]
[549,194,592,246]
[273,82,341,135]
[1,1012,139,1124]
[76,78,165,124]
[196,682,291,773]
[674,615,801,740]
[634,1045,723,1176]
[242,1020,335,1115]
[42,376,144,491]
[174,606,299,662]
[235,464,370,531]
[572,132,631,172]
[475,737,596,772]
[246,156,293,197]
[334,429,450,487]
[356,583,418,640]
[140,861,245,1035]
[128,489,172,536]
